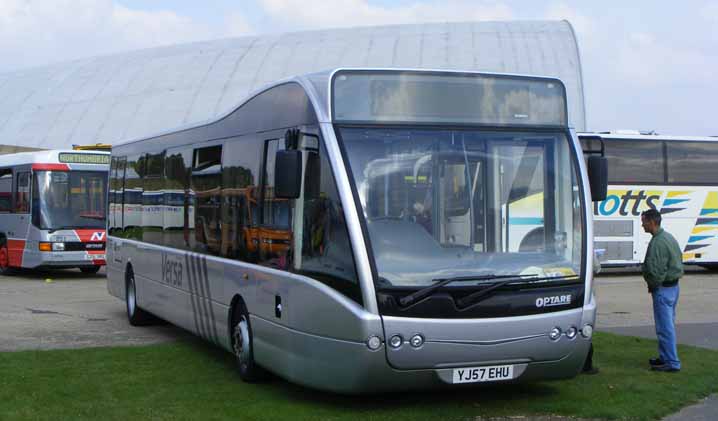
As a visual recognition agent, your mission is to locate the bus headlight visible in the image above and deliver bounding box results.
[566,327,578,339]
[409,334,424,348]
[52,242,66,251]
[549,327,561,341]
[581,324,593,339]
[366,335,382,350]
[389,335,403,349]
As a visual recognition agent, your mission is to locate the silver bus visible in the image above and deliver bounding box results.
[107,68,607,393]
[0,150,109,275]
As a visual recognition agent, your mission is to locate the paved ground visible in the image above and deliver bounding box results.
[0,268,191,351]
[595,267,718,334]
[1,266,716,419]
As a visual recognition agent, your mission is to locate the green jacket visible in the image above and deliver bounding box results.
[642,228,684,290]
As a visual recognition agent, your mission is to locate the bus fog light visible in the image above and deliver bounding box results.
[409,334,424,348]
[389,335,403,349]
[549,327,561,341]
[581,324,593,339]
[52,242,65,251]
[566,327,578,339]
[366,336,382,350]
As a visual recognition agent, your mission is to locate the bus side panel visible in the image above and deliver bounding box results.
[177,251,231,350]
[250,271,384,380]
[20,225,44,269]
[106,237,123,298]
[594,186,718,266]
[1,214,31,268]
[285,274,381,343]
[248,267,297,363]
[8,239,26,267]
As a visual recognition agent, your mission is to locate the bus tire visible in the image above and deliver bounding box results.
[126,270,154,326]
[231,301,266,382]
[80,266,101,274]
[0,239,17,276]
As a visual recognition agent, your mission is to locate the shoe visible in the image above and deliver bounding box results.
[649,357,665,366]
[651,364,680,372]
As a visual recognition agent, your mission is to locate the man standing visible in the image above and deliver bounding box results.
[641,209,683,372]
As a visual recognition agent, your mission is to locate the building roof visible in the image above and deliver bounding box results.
[0,20,585,150]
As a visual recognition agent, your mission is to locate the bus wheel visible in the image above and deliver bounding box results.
[126,271,154,326]
[232,304,266,382]
[80,266,101,274]
[0,241,16,275]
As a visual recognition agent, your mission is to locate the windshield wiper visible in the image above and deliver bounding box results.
[48,226,79,233]
[399,274,519,307]
[78,214,105,220]
[455,274,580,308]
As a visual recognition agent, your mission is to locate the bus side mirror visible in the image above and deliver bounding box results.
[275,150,302,199]
[587,156,607,202]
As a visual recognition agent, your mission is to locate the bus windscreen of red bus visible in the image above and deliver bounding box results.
[33,171,107,230]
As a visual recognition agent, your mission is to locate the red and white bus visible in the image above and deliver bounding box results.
[0,150,109,274]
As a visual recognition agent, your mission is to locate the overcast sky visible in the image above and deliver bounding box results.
[0,0,716,135]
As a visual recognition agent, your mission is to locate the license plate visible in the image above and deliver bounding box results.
[452,365,514,384]
[85,254,105,260]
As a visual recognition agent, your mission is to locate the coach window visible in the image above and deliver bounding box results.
[192,144,222,255]
[14,171,30,213]
[164,148,193,250]
[142,152,165,245]
[0,169,12,213]
[296,136,362,305]
[221,137,263,262]
[666,142,718,184]
[108,157,117,233]
[108,156,125,235]
[123,154,144,240]
[112,157,127,235]
[604,139,665,184]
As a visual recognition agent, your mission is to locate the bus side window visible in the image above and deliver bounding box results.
[221,137,263,262]
[142,152,165,245]
[258,138,292,269]
[123,154,144,240]
[164,148,193,251]
[14,171,30,214]
[191,144,222,255]
[109,156,126,236]
[0,169,12,213]
[298,138,362,305]
[604,139,664,184]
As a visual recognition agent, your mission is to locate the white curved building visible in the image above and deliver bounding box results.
[0,20,585,152]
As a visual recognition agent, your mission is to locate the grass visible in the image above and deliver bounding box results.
[1,332,716,421]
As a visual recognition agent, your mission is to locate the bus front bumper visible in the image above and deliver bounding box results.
[251,314,593,394]
[22,249,106,269]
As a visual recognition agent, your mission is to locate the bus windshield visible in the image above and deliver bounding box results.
[33,171,108,230]
[339,127,583,288]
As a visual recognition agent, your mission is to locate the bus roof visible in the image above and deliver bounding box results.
[0,149,110,168]
[114,67,570,151]
[578,132,718,142]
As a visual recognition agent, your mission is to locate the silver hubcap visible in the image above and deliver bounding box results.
[233,318,251,365]
[127,280,136,316]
